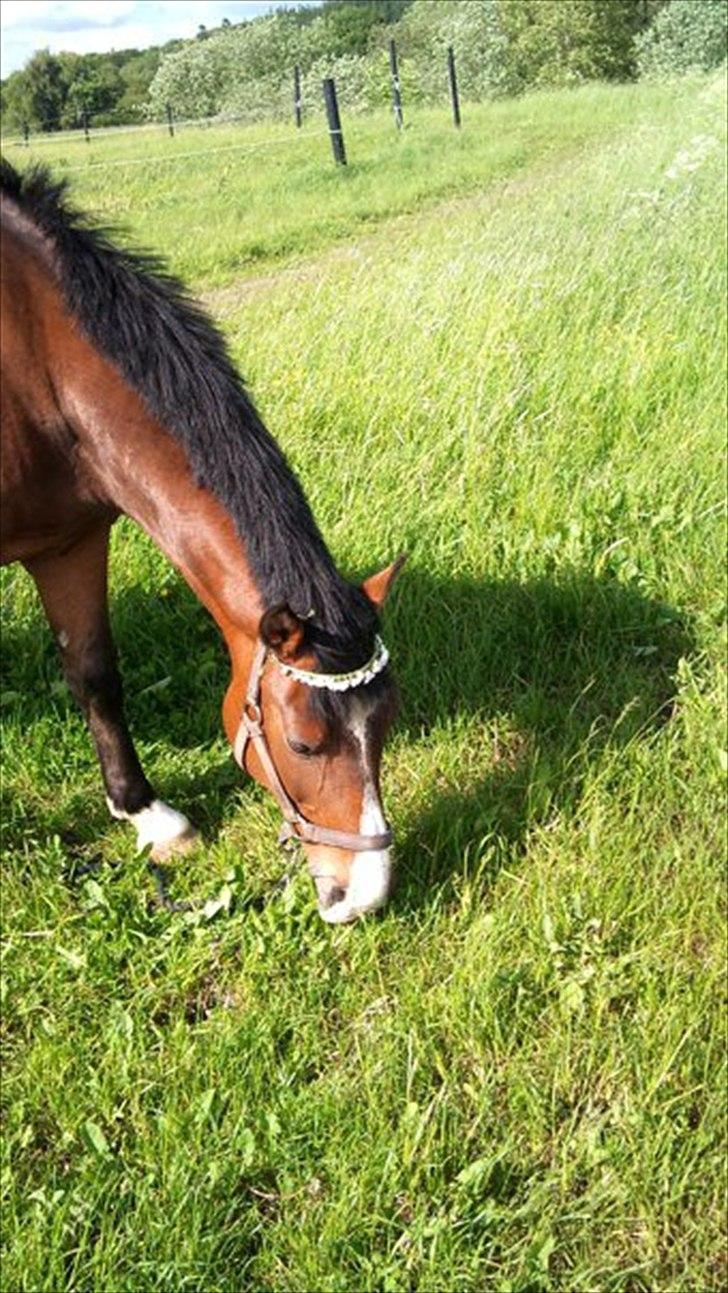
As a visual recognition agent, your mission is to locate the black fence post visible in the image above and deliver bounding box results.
[389,38,403,131]
[83,110,90,143]
[22,120,29,147]
[322,78,346,166]
[166,103,175,137]
[447,46,461,129]
[294,64,302,129]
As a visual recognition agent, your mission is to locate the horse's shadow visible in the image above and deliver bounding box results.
[386,568,691,909]
[1,563,693,907]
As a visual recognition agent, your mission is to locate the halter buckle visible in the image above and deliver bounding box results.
[243,700,263,734]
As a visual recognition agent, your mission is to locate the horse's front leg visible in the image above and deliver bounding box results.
[24,522,198,860]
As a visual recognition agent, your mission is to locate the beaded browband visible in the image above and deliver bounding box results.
[277,634,390,692]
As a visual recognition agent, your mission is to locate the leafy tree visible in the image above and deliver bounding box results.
[319,1,413,56]
[147,28,247,119]
[392,1,508,102]
[147,14,316,119]
[322,2,413,26]
[59,52,124,125]
[116,49,164,121]
[636,0,727,77]
[497,0,662,92]
[1,70,32,131]
[2,49,65,130]
[1,37,181,131]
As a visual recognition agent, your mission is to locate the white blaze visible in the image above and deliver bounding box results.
[319,704,391,924]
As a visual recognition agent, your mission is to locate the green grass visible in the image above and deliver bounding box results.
[1,74,726,1291]
[1,80,706,286]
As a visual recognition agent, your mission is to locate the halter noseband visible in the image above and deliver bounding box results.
[232,638,393,854]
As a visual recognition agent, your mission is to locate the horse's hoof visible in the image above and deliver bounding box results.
[149,823,200,862]
[107,797,200,860]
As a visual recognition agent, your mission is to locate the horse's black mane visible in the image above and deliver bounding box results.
[0,158,378,672]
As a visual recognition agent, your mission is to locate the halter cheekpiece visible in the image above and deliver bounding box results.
[233,636,393,855]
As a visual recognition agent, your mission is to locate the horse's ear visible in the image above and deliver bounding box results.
[361,553,408,610]
[259,605,305,661]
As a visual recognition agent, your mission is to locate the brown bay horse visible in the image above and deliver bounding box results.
[0,160,404,924]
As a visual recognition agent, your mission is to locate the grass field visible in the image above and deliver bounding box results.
[1,73,726,1291]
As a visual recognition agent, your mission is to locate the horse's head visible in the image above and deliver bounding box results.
[226,557,405,923]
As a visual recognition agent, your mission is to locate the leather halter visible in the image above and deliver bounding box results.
[233,641,393,853]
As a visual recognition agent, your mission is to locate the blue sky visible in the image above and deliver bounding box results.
[1,1,321,78]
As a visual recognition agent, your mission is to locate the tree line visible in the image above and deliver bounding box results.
[1,1,725,134]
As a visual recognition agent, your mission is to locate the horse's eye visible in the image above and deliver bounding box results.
[288,738,315,758]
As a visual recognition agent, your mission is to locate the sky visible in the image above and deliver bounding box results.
[0,1,321,79]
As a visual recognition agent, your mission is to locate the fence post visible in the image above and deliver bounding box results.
[294,64,302,129]
[83,110,90,143]
[389,38,403,131]
[447,46,461,129]
[322,78,346,166]
[166,103,175,137]
[22,120,29,147]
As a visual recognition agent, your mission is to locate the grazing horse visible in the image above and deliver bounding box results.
[0,160,405,924]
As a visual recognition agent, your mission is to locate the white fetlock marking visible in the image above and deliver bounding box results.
[106,796,192,852]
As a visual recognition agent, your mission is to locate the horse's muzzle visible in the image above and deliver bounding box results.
[311,850,392,924]
[313,874,348,913]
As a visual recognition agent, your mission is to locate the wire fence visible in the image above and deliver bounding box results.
[0,42,464,173]
[0,109,287,148]
[55,130,331,174]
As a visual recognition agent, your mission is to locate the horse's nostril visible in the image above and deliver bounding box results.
[312,874,347,910]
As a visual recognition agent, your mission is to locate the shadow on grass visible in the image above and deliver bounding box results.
[387,568,693,912]
[1,564,694,905]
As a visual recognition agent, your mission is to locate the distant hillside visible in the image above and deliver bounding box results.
[2,1,725,133]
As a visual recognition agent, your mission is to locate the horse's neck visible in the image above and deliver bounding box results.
[67,341,262,653]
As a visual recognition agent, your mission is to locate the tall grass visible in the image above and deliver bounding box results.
[1,74,726,1291]
[1,80,705,285]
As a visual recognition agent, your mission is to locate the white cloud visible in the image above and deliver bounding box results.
[2,2,139,31]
